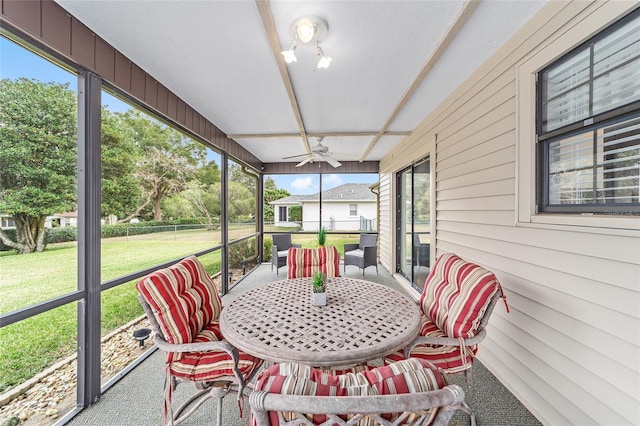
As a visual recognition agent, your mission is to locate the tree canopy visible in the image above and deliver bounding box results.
[0,78,77,253]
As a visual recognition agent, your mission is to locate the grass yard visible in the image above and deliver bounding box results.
[0,231,220,393]
[0,230,363,392]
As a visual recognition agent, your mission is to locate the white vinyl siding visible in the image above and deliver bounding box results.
[380,1,640,425]
[378,173,393,272]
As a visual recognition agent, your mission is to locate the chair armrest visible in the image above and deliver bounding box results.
[272,245,279,257]
[154,333,239,360]
[404,329,487,358]
[344,243,359,253]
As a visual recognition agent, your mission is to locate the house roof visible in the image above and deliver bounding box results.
[271,183,376,205]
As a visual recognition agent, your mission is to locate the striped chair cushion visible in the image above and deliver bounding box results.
[287,246,341,278]
[136,256,223,362]
[252,358,445,425]
[420,252,502,339]
[384,317,477,374]
[170,321,262,381]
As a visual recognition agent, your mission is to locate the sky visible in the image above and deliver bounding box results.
[1,36,378,195]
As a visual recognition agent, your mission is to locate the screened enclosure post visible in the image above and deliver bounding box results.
[220,152,229,295]
[258,172,264,262]
[77,72,102,407]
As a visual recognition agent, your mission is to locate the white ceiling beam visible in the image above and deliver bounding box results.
[359,0,481,162]
[255,0,312,155]
[228,131,411,139]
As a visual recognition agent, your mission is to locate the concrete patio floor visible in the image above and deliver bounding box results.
[68,263,541,426]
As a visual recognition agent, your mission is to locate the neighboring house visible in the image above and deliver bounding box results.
[270,194,312,228]
[271,183,377,231]
[45,211,78,228]
[1,212,78,228]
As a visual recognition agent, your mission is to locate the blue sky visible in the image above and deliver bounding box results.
[1,37,378,195]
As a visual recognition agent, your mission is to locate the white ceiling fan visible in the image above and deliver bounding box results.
[282,138,342,168]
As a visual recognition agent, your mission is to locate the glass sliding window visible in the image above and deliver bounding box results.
[0,36,79,420]
[538,10,640,215]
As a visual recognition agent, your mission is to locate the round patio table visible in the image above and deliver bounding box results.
[220,277,421,367]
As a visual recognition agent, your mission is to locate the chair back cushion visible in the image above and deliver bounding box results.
[420,253,502,338]
[253,358,445,425]
[287,246,341,278]
[136,256,222,349]
[359,233,378,249]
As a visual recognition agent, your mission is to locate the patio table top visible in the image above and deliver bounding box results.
[220,277,421,367]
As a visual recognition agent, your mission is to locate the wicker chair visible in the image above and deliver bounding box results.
[414,233,430,269]
[343,233,378,276]
[271,234,301,275]
[385,253,508,386]
[136,256,263,425]
[250,359,467,426]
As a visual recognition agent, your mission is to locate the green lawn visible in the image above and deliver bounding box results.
[0,231,362,392]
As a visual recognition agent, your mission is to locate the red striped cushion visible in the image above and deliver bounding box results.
[170,321,262,381]
[383,317,477,373]
[136,256,222,362]
[252,358,445,425]
[287,246,341,278]
[420,253,501,339]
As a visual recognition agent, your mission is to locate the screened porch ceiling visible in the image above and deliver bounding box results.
[55,0,546,167]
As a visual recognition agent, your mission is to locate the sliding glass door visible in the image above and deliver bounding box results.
[396,157,431,290]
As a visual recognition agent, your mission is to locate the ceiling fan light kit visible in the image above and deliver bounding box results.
[281,15,332,69]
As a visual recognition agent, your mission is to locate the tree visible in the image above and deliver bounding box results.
[120,111,205,220]
[101,109,141,221]
[0,78,77,254]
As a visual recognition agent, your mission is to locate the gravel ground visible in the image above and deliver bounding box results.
[0,316,152,426]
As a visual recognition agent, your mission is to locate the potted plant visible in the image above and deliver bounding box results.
[317,226,327,248]
[312,270,326,306]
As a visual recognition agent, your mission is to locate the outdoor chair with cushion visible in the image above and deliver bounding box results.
[136,256,263,426]
[343,233,378,276]
[271,234,301,275]
[287,246,341,278]
[249,358,467,426]
[414,233,430,269]
[385,252,508,385]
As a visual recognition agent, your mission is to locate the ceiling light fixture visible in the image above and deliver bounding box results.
[316,43,332,69]
[281,15,332,69]
[281,39,298,63]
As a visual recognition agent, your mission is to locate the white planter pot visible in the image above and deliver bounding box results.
[312,292,326,306]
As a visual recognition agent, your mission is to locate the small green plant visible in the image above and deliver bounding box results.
[317,227,327,247]
[312,270,325,293]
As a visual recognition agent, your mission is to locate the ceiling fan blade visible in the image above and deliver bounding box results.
[282,153,309,160]
[296,157,313,167]
[325,156,342,168]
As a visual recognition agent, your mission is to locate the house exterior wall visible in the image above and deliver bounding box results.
[379,1,640,425]
[302,201,377,231]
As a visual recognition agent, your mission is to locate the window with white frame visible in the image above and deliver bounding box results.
[349,204,357,216]
[537,9,640,215]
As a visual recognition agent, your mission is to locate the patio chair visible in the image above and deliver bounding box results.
[414,233,430,269]
[385,252,508,386]
[271,234,301,275]
[343,233,378,276]
[249,358,467,426]
[136,256,263,426]
[287,246,341,278]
